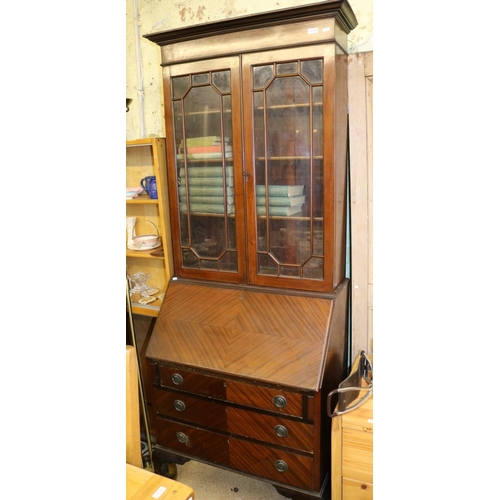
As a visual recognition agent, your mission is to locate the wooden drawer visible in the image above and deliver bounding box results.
[156,364,226,399]
[226,380,305,418]
[342,428,373,483]
[152,387,228,432]
[155,417,230,466]
[227,407,314,452]
[229,438,315,491]
[343,478,373,500]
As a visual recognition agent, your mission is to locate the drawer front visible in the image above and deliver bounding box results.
[226,380,305,417]
[343,478,373,500]
[229,438,315,491]
[227,407,314,452]
[343,428,373,483]
[153,387,227,432]
[156,364,226,399]
[155,418,230,466]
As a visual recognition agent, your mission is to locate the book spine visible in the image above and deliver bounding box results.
[179,177,234,187]
[179,166,234,178]
[179,136,230,147]
[183,145,232,154]
[180,203,235,214]
[256,205,303,216]
[179,195,235,205]
[256,195,306,207]
[179,186,234,196]
[256,185,305,196]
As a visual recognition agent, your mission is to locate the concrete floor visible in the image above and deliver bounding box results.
[175,460,292,500]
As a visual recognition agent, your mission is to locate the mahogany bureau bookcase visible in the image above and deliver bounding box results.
[143,2,358,498]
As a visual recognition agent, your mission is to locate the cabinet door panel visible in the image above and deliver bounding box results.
[164,57,246,283]
[242,46,336,292]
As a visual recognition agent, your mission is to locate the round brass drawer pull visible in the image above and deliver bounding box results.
[274,425,288,438]
[172,373,183,386]
[275,460,288,473]
[174,400,186,412]
[176,432,188,444]
[273,395,287,408]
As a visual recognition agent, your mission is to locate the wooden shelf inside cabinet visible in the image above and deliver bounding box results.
[258,156,323,161]
[126,138,173,317]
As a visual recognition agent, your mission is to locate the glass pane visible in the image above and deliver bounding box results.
[173,76,190,99]
[253,92,264,158]
[253,65,273,89]
[212,71,230,93]
[300,59,323,84]
[303,257,323,279]
[172,70,237,273]
[192,73,210,85]
[312,88,323,158]
[258,253,278,275]
[252,58,324,280]
[276,62,297,75]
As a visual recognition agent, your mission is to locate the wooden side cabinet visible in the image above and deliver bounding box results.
[126,138,174,316]
[331,358,373,500]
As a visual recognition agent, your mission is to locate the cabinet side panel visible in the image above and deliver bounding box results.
[333,48,349,289]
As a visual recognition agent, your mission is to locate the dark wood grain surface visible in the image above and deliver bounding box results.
[146,280,335,390]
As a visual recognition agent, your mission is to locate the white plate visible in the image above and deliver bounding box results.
[127,242,161,251]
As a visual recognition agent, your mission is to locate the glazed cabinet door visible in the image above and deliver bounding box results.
[242,45,337,292]
[163,56,246,283]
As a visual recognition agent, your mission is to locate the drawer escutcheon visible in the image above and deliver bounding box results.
[274,425,288,438]
[273,395,287,408]
[174,400,186,412]
[176,432,188,444]
[275,460,288,472]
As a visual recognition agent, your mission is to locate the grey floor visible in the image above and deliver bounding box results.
[175,460,292,500]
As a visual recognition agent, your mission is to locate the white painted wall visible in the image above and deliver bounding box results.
[126,0,373,140]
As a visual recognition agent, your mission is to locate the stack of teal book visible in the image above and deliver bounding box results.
[256,185,306,216]
[179,166,235,214]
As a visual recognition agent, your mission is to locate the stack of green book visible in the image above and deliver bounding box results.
[179,165,235,214]
[256,185,305,216]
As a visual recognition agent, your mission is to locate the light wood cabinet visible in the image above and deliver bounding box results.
[126,138,173,316]
[331,358,373,500]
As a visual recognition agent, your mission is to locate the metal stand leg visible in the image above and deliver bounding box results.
[126,277,154,471]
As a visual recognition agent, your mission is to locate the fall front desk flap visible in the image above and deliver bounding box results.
[146,279,348,391]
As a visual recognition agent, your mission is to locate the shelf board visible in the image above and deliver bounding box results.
[126,196,159,205]
[258,155,323,161]
[254,102,323,111]
[126,245,165,258]
[180,211,235,218]
[130,303,160,317]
